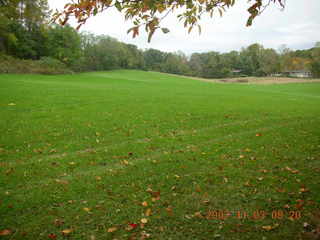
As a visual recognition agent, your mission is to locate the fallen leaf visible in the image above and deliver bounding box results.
[194,212,203,218]
[127,223,138,231]
[83,207,91,212]
[299,187,310,193]
[48,233,57,239]
[61,229,73,235]
[262,224,279,231]
[141,218,148,224]
[0,229,12,236]
[166,207,173,216]
[53,219,64,227]
[55,179,69,185]
[145,208,152,216]
[255,133,262,137]
[244,181,251,187]
[142,201,148,207]
[107,227,117,233]
[123,160,129,165]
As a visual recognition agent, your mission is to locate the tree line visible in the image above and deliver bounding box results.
[1,0,319,77]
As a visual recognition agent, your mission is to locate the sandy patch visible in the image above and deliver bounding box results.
[160,72,320,84]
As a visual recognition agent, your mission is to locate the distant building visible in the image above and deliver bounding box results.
[231,69,242,74]
[283,70,312,78]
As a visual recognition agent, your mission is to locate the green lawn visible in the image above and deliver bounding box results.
[0,70,319,239]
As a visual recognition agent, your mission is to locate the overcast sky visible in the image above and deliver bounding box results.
[48,0,320,54]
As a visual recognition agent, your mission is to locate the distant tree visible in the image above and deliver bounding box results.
[239,43,264,76]
[259,48,280,75]
[143,48,165,71]
[310,43,320,77]
[53,0,285,42]
[46,24,82,67]
[0,0,49,58]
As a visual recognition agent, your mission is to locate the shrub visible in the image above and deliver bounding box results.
[0,55,73,74]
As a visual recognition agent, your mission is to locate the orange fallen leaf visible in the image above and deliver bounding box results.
[107,227,117,233]
[145,208,152,216]
[0,229,12,236]
[166,207,173,216]
[299,187,310,193]
[262,224,279,231]
[142,201,148,207]
[61,229,73,235]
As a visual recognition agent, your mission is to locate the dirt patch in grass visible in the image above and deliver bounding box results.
[159,72,320,84]
[189,76,320,84]
[218,77,320,84]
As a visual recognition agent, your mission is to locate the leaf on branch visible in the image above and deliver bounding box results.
[161,28,170,34]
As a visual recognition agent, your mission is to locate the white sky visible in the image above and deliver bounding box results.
[48,0,320,54]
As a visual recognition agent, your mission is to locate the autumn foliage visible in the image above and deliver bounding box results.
[53,0,285,41]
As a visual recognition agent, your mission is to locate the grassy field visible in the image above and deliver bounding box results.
[0,70,319,240]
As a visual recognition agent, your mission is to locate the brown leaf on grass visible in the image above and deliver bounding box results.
[53,219,64,227]
[262,223,279,231]
[255,133,262,137]
[145,208,152,216]
[48,233,57,239]
[61,229,73,235]
[142,201,148,207]
[55,179,69,185]
[285,166,299,174]
[166,207,173,216]
[107,227,117,233]
[244,181,252,187]
[195,185,202,193]
[299,187,310,193]
[276,188,286,193]
[194,212,203,218]
[0,229,12,236]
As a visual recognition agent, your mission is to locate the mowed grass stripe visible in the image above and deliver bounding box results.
[4,115,317,195]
